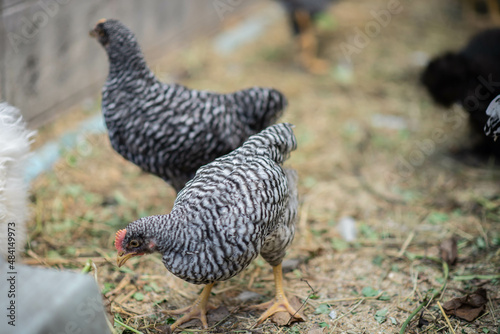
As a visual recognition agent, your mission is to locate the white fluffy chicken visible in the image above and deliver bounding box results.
[0,103,35,259]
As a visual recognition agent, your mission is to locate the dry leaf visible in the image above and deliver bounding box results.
[442,288,488,321]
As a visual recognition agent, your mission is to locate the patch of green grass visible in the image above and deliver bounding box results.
[362,286,379,297]
[372,255,384,267]
[360,223,379,240]
[331,238,349,251]
[314,303,331,315]
[374,308,388,324]
[132,292,144,301]
[315,12,337,31]
[427,212,449,225]
[102,282,115,295]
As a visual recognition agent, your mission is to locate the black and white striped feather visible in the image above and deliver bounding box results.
[94,19,287,192]
[119,123,298,284]
[485,94,500,140]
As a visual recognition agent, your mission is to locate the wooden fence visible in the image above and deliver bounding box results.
[0,0,252,127]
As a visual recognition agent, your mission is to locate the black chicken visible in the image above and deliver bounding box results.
[421,28,500,155]
[277,0,336,73]
[90,19,287,193]
[115,123,303,331]
[462,0,500,23]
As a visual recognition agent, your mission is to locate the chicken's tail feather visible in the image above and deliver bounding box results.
[232,87,287,132]
[244,123,297,164]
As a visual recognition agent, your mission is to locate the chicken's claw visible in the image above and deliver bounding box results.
[250,296,305,326]
[249,263,305,327]
[163,283,216,331]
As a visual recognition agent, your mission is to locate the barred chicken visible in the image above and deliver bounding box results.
[484,94,500,139]
[115,123,303,331]
[278,0,336,73]
[90,19,287,193]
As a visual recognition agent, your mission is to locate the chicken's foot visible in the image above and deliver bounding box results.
[295,10,329,74]
[249,263,305,326]
[163,282,216,331]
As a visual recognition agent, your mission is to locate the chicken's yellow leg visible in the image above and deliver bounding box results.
[488,0,500,23]
[164,282,216,331]
[295,10,329,74]
[250,263,305,325]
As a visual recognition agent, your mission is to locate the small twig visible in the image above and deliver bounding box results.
[399,253,449,334]
[474,311,491,322]
[397,230,415,258]
[285,278,314,325]
[26,249,49,266]
[115,287,137,304]
[23,256,108,265]
[452,274,500,281]
[474,218,489,248]
[321,292,384,304]
[114,318,143,334]
[406,264,419,300]
[437,301,456,334]
[212,285,236,294]
[488,294,497,324]
[331,298,364,324]
[105,275,131,298]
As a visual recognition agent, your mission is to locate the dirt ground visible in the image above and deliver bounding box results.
[27,0,499,333]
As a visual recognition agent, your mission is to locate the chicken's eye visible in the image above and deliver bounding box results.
[129,240,140,248]
[99,31,105,37]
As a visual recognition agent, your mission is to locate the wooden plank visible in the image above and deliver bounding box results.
[0,0,250,128]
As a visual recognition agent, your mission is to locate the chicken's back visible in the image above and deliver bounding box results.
[104,76,287,192]
[160,124,298,284]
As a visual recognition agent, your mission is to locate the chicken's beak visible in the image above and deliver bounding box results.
[117,251,136,267]
[89,19,106,38]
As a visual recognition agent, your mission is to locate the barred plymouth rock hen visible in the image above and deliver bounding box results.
[115,123,303,331]
[90,19,287,192]
[484,94,500,139]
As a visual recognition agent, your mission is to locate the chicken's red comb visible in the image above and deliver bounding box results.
[115,229,127,253]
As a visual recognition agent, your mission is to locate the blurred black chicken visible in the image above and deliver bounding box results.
[115,123,303,331]
[421,28,500,156]
[277,0,336,73]
[90,19,287,193]
[462,0,500,23]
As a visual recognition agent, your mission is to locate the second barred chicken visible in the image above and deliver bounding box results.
[115,123,303,331]
[91,19,287,192]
